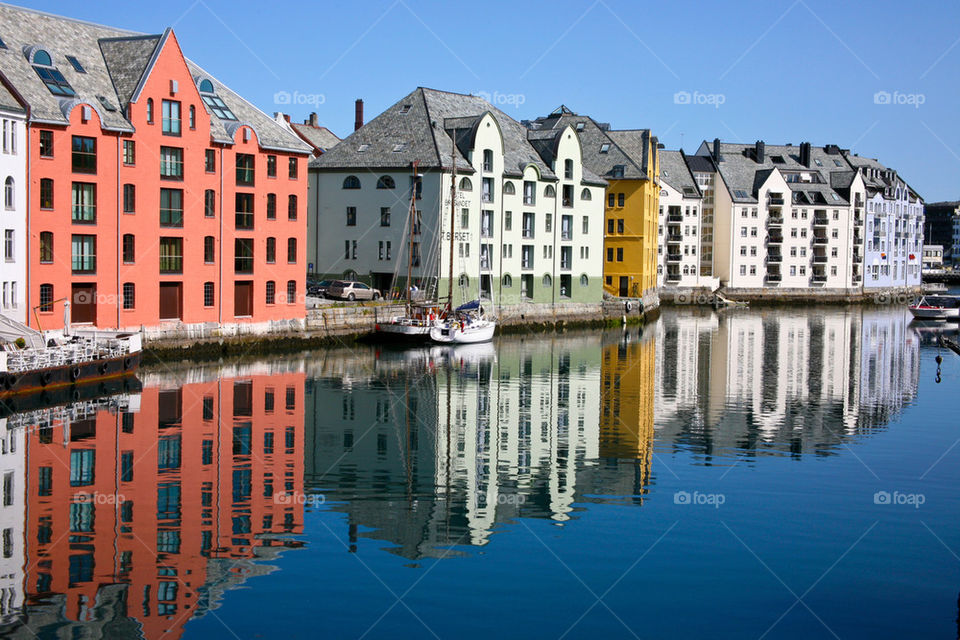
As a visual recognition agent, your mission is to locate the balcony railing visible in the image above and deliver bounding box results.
[667,234,683,243]
[766,274,782,283]
[767,234,783,244]
[665,253,682,262]
[813,255,828,263]
[813,237,828,245]
[767,216,783,226]
[665,272,682,281]
[767,253,783,263]
[812,275,827,283]
[813,217,829,226]
[768,196,784,205]
[667,214,683,223]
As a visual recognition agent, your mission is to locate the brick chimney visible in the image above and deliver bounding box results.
[308,112,319,127]
[799,141,811,167]
[754,140,765,163]
[354,99,364,131]
[712,138,721,161]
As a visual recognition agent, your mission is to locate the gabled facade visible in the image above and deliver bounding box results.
[0,5,311,332]
[0,84,26,322]
[309,89,606,308]
[527,108,659,300]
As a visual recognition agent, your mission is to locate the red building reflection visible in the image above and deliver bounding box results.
[20,372,305,639]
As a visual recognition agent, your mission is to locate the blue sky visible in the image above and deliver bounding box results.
[20,0,960,201]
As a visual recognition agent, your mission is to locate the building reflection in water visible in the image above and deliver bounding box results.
[0,365,305,639]
[654,306,920,459]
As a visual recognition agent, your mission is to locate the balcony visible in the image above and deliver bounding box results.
[767,253,783,263]
[812,255,828,264]
[665,253,683,263]
[812,275,828,284]
[667,233,683,243]
[766,273,782,283]
[852,274,862,283]
[813,236,828,245]
[853,234,863,244]
[813,217,829,226]
[768,196,785,206]
[667,214,683,223]
[767,234,783,244]
[767,215,784,226]
[665,272,682,282]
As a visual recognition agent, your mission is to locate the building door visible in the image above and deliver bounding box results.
[372,273,394,297]
[234,281,253,317]
[480,275,492,299]
[71,284,96,324]
[619,276,629,297]
[159,283,182,320]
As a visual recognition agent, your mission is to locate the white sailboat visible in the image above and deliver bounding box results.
[430,130,496,344]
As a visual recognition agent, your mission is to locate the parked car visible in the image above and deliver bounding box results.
[307,279,332,298]
[327,280,381,301]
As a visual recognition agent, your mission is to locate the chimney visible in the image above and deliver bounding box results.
[354,99,364,131]
[283,114,291,123]
[308,112,319,127]
[799,142,811,167]
[712,138,721,161]
[755,140,765,163]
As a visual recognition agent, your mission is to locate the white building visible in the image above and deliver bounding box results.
[0,418,24,623]
[695,140,863,291]
[656,150,717,290]
[922,245,944,272]
[0,88,26,322]
[308,88,607,307]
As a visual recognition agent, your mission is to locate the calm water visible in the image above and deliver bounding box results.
[0,306,958,639]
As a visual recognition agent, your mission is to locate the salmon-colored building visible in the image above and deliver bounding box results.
[19,372,305,638]
[0,5,310,332]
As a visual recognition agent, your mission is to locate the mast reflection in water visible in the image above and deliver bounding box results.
[0,305,931,638]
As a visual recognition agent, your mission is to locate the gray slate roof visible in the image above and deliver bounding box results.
[659,149,699,197]
[290,122,340,153]
[312,89,607,186]
[700,141,854,205]
[843,152,922,202]
[526,108,655,181]
[0,3,309,153]
[0,80,23,112]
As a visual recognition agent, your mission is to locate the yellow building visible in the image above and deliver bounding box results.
[527,107,660,299]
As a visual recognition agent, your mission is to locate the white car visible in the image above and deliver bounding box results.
[327,280,382,301]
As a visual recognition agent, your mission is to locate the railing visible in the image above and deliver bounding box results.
[768,196,784,205]
[5,335,136,373]
[812,275,828,283]
[813,237,828,245]
[766,274,782,283]
[767,235,783,244]
[767,254,783,263]
[665,253,682,262]
[667,234,683,242]
[813,217,829,226]
[767,216,784,226]
[665,272,682,281]
[667,214,683,223]
[813,255,828,263]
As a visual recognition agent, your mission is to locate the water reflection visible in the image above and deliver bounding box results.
[0,305,926,636]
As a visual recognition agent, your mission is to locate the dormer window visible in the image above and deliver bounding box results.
[575,122,584,131]
[30,49,75,96]
[400,104,412,115]
[599,143,610,153]
[65,56,85,73]
[611,165,625,178]
[197,78,237,120]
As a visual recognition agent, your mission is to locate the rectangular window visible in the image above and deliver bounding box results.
[288,157,298,179]
[122,234,135,263]
[123,140,135,165]
[380,207,390,227]
[39,232,53,263]
[267,193,276,219]
[204,236,215,263]
[266,155,277,177]
[123,183,135,213]
[522,212,534,239]
[234,238,253,274]
[235,193,254,229]
[71,182,96,223]
[159,146,183,180]
[545,213,553,233]
[159,237,183,273]
[3,230,12,262]
[203,282,214,307]
[71,234,96,273]
[287,237,297,263]
[523,181,535,205]
[266,280,276,304]
[346,207,357,226]
[504,211,512,231]
[40,178,53,209]
[287,280,296,303]
[618,193,625,207]
[616,247,623,262]
[482,177,494,203]
[236,154,254,186]
[204,189,215,217]
[481,210,493,238]
[521,245,534,269]
[205,149,216,172]
[288,195,298,220]
[39,130,53,157]
[123,282,135,310]
[266,237,276,263]
[71,136,96,173]
[160,189,183,227]
[39,284,53,312]
[161,100,181,135]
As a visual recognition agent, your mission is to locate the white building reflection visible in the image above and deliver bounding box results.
[654,307,919,457]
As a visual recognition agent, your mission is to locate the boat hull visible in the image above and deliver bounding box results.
[375,320,432,341]
[0,351,141,396]
[429,321,496,344]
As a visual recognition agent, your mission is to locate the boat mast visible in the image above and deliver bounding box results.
[406,161,419,312]
[447,130,457,311]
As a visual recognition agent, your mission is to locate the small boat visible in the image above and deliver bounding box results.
[908,295,960,321]
[0,305,141,396]
[923,282,949,293]
[430,300,496,344]
[376,303,442,340]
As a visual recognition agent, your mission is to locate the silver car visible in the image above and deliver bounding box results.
[327,280,382,301]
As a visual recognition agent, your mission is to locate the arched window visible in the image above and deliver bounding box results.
[342,175,361,189]
[199,79,215,94]
[146,98,154,124]
[544,185,556,198]
[376,175,395,189]
[287,237,297,263]
[459,273,469,287]
[503,181,516,195]
[459,177,472,192]
[4,177,13,209]
[564,159,573,179]
[288,194,298,220]
[30,49,74,96]
[189,105,196,129]
[343,269,358,280]
[543,274,552,288]
[580,188,591,201]
[265,281,276,305]
[502,274,512,288]
[580,274,588,287]
[33,50,52,66]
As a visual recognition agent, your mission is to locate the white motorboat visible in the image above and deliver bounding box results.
[908,295,960,320]
[430,301,496,344]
